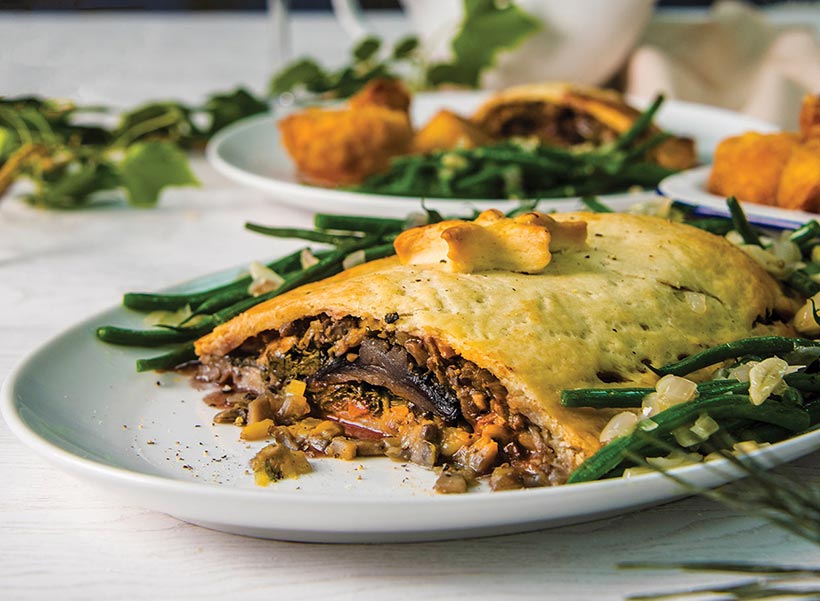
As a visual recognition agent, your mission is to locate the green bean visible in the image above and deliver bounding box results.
[244,223,362,245]
[567,395,810,483]
[187,248,329,317]
[121,247,311,313]
[623,131,672,160]
[470,147,568,173]
[313,213,404,233]
[136,344,196,373]
[727,196,762,246]
[789,220,820,249]
[614,94,664,151]
[686,218,734,235]
[560,380,750,409]
[581,195,614,213]
[653,336,820,377]
[452,165,505,190]
[785,269,820,297]
[123,279,244,312]
[561,387,650,408]
[785,373,820,392]
[96,323,209,347]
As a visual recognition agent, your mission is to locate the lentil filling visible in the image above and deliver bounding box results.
[194,313,566,492]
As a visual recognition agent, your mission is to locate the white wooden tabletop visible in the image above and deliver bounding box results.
[1,11,819,601]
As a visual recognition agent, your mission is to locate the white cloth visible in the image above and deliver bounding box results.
[625,1,820,129]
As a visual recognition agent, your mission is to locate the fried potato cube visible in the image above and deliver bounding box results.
[776,138,820,212]
[412,109,495,154]
[279,106,412,186]
[349,78,411,114]
[800,94,820,140]
[707,132,801,205]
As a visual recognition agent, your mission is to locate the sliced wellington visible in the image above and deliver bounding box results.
[471,82,697,170]
[192,211,794,490]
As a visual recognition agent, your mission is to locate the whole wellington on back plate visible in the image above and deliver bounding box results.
[189,210,797,493]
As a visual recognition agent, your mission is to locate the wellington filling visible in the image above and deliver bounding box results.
[194,313,567,493]
[478,102,619,147]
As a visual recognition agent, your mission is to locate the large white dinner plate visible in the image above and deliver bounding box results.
[3,269,820,543]
[207,92,776,218]
[659,165,819,229]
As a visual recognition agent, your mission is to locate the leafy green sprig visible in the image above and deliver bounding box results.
[269,0,540,99]
[0,88,267,209]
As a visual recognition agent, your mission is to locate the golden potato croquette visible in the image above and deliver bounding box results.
[349,78,411,114]
[707,132,801,206]
[800,94,820,141]
[412,109,495,154]
[279,106,412,187]
[777,138,820,212]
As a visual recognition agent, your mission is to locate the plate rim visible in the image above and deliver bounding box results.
[659,165,820,227]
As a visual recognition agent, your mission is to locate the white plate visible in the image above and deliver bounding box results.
[659,165,819,229]
[3,271,820,543]
[207,92,777,218]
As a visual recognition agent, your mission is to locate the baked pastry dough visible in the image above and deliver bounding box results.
[195,212,792,487]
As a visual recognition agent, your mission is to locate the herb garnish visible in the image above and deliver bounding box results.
[0,88,267,209]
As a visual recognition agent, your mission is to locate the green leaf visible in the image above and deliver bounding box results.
[116,102,198,147]
[203,88,268,135]
[353,36,381,62]
[269,58,328,96]
[119,141,199,207]
[28,160,121,209]
[0,126,15,162]
[428,0,541,88]
[392,36,420,60]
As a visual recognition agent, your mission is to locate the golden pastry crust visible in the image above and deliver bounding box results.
[471,82,697,170]
[196,213,792,471]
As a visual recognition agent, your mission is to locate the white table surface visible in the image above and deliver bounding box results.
[1,10,819,601]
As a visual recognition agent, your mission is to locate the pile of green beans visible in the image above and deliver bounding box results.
[96,212,420,371]
[564,335,820,483]
[353,95,680,200]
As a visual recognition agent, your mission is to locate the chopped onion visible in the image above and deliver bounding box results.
[729,361,755,382]
[672,425,703,447]
[623,466,654,479]
[793,292,820,336]
[646,449,703,470]
[690,413,720,440]
[300,249,319,270]
[599,411,639,443]
[656,374,698,403]
[643,375,697,416]
[748,356,789,405]
[732,440,770,454]
[248,261,285,296]
[343,249,367,270]
[738,244,788,277]
[144,304,192,327]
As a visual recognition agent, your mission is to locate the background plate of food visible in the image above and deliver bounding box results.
[659,94,820,228]
[207,81,776,217]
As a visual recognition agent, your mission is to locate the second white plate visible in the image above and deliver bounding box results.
[207,92,777,217]
[659,165,818,229]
